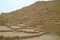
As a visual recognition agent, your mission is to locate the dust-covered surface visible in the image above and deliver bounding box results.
[0,0,60,40]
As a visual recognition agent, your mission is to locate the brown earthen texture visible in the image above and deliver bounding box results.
[0,1,60,40]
